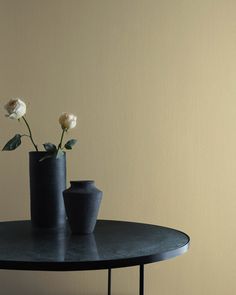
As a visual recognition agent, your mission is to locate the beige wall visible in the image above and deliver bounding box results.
[0,0,235,294]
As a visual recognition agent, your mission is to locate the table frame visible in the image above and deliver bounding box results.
[107,265,144,295]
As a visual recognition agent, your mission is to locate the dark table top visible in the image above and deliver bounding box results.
[0,220,190,271]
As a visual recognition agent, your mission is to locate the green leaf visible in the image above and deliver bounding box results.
[2,134,22,151]
[64,139,77,150]
[43,143,57,152]
[56,149,65,159]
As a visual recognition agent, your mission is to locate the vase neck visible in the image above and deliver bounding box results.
[70,181,95,189]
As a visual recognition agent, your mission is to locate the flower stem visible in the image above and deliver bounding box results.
[22,116,38,151]
[57,129,65,151]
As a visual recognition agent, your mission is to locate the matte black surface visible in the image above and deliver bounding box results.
[0,220,190,271]
[29,151,66,228]
[63,181,102,234]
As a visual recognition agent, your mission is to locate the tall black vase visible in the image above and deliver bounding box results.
[29,151,66,229]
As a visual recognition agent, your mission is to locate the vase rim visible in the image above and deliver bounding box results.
[70,180,94,184]
[29,151,66,154]
[29,151,48,154]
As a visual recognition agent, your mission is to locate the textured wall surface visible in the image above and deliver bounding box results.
[0,0,236,294]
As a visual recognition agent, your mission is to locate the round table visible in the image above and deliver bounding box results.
[0,220,190,295]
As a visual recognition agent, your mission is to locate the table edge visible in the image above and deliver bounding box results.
[0,219,190,271]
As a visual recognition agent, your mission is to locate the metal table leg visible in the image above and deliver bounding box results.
[108,268,111,295]
[107,265,144,295]
[139,265,144,295]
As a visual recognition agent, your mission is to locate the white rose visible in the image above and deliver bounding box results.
[59,113,77,130]
[4,98,26,119]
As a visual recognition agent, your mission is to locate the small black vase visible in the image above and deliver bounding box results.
[29,151,66,229]
[63,181,102,234]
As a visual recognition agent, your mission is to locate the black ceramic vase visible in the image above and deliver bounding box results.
[63,181,103,234]
[29,151,66,229]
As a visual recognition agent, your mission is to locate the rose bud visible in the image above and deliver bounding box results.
[59,113,77,130]
[4,98,26,119]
